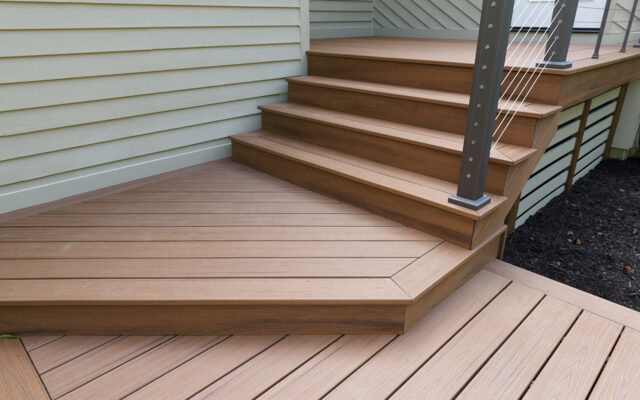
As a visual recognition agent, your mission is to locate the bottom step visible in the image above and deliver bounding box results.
[232,131,506,249]
[0,158,504,335]
[0,228,504,335]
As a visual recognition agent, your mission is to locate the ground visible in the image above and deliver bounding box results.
[504,158,640,311]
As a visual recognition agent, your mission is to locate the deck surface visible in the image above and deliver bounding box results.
[5,260,639,400]
[0,159,444,306]
[310,37,640,74]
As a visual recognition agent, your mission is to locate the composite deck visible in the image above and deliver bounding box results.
[0,158,504,334]
[4,260,640,400]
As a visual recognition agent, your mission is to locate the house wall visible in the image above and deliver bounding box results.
[609,79,640,159]
[0,0,310,214]
[372,0,638,45]
[310,0,374,38]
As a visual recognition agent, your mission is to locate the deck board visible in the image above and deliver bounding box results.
[0,339,49,400]
[14,262,640,399]
[522,312,622,400]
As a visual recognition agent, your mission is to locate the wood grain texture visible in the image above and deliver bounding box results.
[390,282,543,399]
[125,335,281,400]
[190,335,339,400]
[325,270,509,399]
[258,335,394,400]
[20,336,62,351]
[590,328,640,400]
[0,226,433,242]
[58,336,227,400]
[522,312,622,400]
[458,296,580,400]
[29,336,116,374]
[0,258,416,279]
[0,277,412,305]
[487,260,640,331]
[0,339,49,400]
[41,336,170,399]
[1,304,408,335]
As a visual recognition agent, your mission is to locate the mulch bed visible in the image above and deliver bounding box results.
[503,158,640,311]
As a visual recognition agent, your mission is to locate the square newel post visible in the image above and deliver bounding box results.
[449,0,514,211]
[537,0,579,69]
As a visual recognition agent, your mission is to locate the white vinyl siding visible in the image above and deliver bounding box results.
[514,87,624,228]
[0,0,309,214]
[310,0,374,38]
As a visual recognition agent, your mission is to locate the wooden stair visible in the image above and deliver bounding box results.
[232,47,562,250]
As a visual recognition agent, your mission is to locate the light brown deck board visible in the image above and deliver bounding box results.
[309,37,640,74]
[125,335,281,400]
[44,201,365,214]
[258,335,394,400]
[29,336,116,373]
[4,213,402,227]
[390,282,543,399]
[324,270,510,399]
[590,327,640,400]
[0,339,49,400]
[15,262,640,399]
[0,277,412,305]
[0,258,416,279]
[522,311,622,400]
[190,335,339,400]
[21,336,62,351]
[457,296,580,400]
[0,226,433,242]
[41,336,169,399]
[59,336,227,400]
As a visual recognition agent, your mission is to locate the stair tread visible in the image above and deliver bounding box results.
[287,76,561,118]
[233,131,507,220]
[260,102,536,165]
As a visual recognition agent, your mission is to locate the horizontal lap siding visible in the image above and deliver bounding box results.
[310,0,374,38]
[514,87,623,228]
[0,0,308,214]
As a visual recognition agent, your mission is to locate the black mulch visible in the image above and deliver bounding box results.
[503,158,640,311]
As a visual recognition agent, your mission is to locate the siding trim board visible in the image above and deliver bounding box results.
[0,0,309,214]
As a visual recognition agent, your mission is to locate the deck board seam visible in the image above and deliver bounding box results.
[385,281,514,399]
[48,335,176,400]
[115,335,230,400]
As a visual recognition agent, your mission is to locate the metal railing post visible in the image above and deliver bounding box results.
[537,0,579,69]
[592,0,613,59]
[621,0,639,52]
[448,0,514,211]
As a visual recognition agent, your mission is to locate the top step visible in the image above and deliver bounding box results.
[308,37,571,105]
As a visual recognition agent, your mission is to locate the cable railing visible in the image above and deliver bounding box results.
[593,0,640,57]
[449,0,566,210]
[450,0,639,211]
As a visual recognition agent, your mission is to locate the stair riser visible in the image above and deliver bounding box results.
[288,82,538,147]
[404,228,504,331]
[233,141,482,249]
[0,304,406,335]
[309,54,563,105]
[262,111,512,195]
